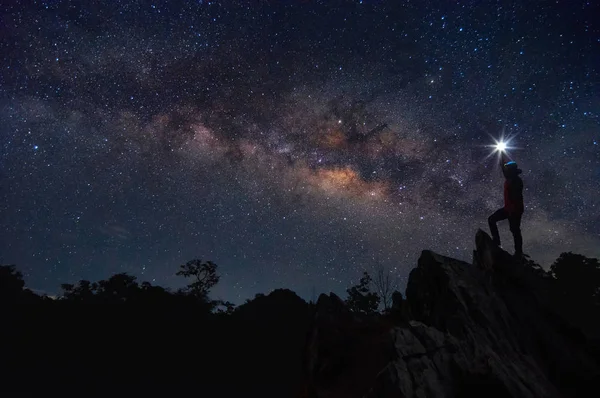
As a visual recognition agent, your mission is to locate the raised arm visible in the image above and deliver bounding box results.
[500,153,509,172]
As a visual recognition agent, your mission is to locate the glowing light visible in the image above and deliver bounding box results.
[483,132,520,160]
[490,136,514,154]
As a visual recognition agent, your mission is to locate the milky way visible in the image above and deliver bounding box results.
[1,1,599,302]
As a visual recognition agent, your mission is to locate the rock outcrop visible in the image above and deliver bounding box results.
[304,230,600,398]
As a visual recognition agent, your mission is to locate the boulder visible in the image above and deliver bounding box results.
[303,230,600,397]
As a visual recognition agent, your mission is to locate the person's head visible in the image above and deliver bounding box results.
[502,160,522,179]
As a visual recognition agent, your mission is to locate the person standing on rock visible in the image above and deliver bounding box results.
[488,153,524,258]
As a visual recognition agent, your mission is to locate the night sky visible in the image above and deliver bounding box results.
[1,0,599,303]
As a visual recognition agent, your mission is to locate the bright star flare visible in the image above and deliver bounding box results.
[495,141,507,152]
[484,133,520,159]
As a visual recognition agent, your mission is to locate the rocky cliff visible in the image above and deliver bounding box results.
[304,230,600,398]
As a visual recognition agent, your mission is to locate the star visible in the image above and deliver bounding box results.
[0,0,597,304]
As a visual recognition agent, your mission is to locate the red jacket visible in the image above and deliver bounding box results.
[504,177,524,215]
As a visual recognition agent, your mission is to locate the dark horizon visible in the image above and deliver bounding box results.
[2,231,599,398]
[1,0,599,303]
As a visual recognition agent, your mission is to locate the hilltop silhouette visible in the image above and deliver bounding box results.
[1,231,599,397]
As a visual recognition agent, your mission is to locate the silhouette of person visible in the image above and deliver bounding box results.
[488,154,524,257]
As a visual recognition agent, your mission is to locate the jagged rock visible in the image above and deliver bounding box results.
[390,291,411,321]
[304,230,600,398]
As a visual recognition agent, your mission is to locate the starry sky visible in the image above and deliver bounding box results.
[1,0,599,303]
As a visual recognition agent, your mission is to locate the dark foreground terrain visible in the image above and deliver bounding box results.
[2,230,599,397]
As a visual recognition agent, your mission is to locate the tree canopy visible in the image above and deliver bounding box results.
[345,271,380,315]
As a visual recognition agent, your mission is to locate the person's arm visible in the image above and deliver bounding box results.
[500,153,508,172]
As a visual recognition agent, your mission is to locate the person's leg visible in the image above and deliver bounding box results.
[488,208,508,246]
[509,213,523,256]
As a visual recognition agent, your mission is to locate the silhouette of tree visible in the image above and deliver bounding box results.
[345,271,380,315]
[61,280,98,301]
[176,259,219,300]
[373,265,397,311]
[140,281,168,295]
[0,265,25,300]
[214,299,236,315]
[95,273,139,301]
[551,252,600,305]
